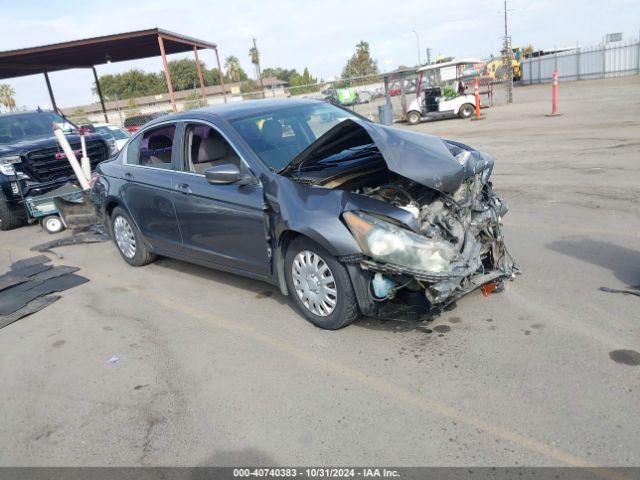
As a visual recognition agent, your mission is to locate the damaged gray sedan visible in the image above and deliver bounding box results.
[93,99,516,329]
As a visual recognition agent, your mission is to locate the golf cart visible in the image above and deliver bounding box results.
[405,58,484,125]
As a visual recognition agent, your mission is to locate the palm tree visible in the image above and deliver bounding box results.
[249,46,260,79]
[224,56,242,83]
[0,84,17,112]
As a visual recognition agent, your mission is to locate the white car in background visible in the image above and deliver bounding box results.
[91,123,130,151]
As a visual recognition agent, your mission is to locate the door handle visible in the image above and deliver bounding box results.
[174,183,192,194]
[124,172,134,181]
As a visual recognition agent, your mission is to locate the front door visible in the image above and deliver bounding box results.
[171,122,270,277]
[121,123,182,254]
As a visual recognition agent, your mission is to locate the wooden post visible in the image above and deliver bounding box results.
[158,35,177,112]
[92,66,109,122]
[214,47,227,103]
[43,72,58,113]
[193,46,207,105]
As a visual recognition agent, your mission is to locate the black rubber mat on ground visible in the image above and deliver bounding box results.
[0,256,53,291]
[0,273,88,315]
[0,255,88,327]
[9,255,51,270]
[0,295,60,330]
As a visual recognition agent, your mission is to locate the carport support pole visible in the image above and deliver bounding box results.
[158,35,178,112]
[43,72,58,114]
[214,47,227,103]
[193,46,207,105]
[92,66,109,123]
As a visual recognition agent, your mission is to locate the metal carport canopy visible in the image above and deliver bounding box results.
[0,28,226,117]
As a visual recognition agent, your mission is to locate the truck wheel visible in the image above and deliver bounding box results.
[459,103,475,119]
[285,237,358,330]
[0,192,24,231]
[110,206,156,266]
[40,215,65,234]
[406,111,421,125]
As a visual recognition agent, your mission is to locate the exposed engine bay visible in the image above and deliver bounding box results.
[286,128,518,314]
[346,164,516,307]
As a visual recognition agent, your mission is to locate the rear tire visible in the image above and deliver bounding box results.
[110,206,156,266]
[459,103,475,119]
[284,237,358,330]
[0,192,24,231]
[406,111,421,125]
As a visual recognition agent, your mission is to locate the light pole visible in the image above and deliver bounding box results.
[412,30,421,66]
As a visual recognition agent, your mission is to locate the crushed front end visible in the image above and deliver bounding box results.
[343,149,517,317]
[281,118,518,319]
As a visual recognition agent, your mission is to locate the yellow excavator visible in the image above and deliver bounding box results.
[484,47,524,81]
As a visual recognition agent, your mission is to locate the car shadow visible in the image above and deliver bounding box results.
[152,256,288,306]
[152,256,453,331]
[546,237,640,287]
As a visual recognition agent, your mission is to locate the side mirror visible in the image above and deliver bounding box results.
[204,163,252,186]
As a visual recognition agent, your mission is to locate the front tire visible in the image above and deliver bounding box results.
[110,206,156,266]
[284,237,358,330]
[459,103,475,119]
[406,110,421,125]
[0,192,24,231]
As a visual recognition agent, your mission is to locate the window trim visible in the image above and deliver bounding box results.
[122,120,178,170]
[174,119,257,181]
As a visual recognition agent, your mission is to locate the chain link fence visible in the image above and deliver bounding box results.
[64,69,513,130]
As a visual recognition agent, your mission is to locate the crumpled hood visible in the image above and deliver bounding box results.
[284,118,467,193]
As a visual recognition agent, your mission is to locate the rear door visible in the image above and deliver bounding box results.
[171,120,270,277]
[120,122,182,254]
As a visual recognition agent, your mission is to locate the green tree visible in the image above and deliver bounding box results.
[224,56,247,83]
[94,69,165,100]
[0,84,17,112]
[261,67,299,83]
[289,68,320,95]
[239,79,259,93]
[249,45,260,79]
[205,68,222,86]
[342,41,379,79]
[168,59,202,91]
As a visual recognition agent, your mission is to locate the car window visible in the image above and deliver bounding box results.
[127,124,176,169]
[183,123,241,174]
[96,125,130,140]
[230,103,356,171]
[0,111,74,143]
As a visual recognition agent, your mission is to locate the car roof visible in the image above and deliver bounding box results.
[0,110,57,118]
[146,98,326,127]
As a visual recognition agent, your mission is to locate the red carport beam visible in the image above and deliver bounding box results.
[158,34,177,112]
[214,47,227,103]
[43,71,58,113]
[193,46,207,103]
[92,66,109,123]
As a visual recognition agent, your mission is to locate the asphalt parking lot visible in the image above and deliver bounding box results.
[0,76,638,467]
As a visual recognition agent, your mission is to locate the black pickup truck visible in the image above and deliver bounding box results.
[0,110,114,230]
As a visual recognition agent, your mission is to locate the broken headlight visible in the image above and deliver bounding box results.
[343,211,459,273]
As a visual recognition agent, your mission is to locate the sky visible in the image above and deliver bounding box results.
[1,0,638,109]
